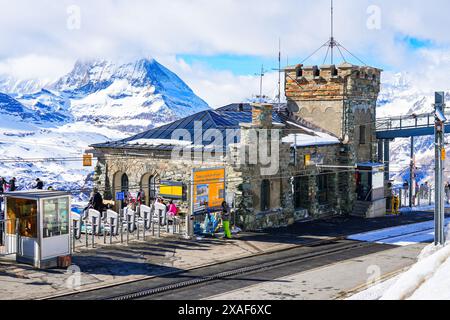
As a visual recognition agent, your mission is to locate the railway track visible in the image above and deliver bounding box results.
[49,238,393,301]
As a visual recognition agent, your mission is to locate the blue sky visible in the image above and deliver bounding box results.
[0,0,449,106]
[178,34,436,77]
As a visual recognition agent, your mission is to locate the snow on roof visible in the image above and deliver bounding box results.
[127,139,192,147]
[282,121,340,147]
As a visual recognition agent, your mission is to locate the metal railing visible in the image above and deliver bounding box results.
[71,205,186,252]
[376,111,450,133]
[395,187,435,208]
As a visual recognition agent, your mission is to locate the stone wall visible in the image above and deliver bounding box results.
[285,62,381,164]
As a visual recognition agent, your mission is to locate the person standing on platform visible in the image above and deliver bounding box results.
[221,201,232,239]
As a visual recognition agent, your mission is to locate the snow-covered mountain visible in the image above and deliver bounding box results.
[0,58,210,202]
[378,72,450,186]
[0,76,53,95]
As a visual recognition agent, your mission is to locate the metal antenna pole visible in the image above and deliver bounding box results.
[260,65,264,103]
[278,38,282,107]
[330,0,334,64]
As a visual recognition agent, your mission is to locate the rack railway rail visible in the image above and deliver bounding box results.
[47,237,395,301]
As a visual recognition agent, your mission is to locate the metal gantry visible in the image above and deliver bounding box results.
[376,92,447,245]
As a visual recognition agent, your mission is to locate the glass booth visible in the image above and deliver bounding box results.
[355,163,386,218]
[4,191,71,269]
[356,163,385,202]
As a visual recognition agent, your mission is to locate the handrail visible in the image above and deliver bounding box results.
[375,111,450,133]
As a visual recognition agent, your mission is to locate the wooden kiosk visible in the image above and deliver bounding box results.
[4,191,72,269]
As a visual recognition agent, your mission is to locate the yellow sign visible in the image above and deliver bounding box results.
[83,154,93,167]
[160,181,184,200]
[304,154,311,166]
[442,149,446,161]
[193,168,226,213]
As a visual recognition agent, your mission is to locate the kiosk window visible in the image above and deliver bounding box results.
[6,198,37,238]
[43,198,69,238]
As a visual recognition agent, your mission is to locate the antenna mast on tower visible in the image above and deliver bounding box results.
[300,0,367,66]
[330,0,335,64]
[278,38,282,106]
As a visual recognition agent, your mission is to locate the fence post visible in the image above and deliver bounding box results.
[152,210,155,237]
[120,217,124,244]
[15,218,20,256]
[103,218,107,245]
[166,211,169,233]
[92,217,96,249]
[85,219,88,248]
[143,213,146,241]
[137,216,140,241]
[126,214,130,245]
[158,210,161,238]
[110,217,113,245]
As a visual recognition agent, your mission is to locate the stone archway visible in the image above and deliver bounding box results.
[140,172,160,206]
[113,171,129,210]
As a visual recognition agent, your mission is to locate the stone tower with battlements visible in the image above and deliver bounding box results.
[285,62,382,163]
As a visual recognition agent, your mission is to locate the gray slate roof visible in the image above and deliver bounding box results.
[91,103,337,152]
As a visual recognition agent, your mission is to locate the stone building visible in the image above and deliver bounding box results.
[91,62,383,231]
[284,63,382,163]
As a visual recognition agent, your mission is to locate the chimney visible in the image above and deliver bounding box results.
[251,103,273,128]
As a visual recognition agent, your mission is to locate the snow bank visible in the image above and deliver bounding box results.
[380,244,450,300]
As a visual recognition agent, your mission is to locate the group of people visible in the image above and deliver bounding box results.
[0,177,17,193]
[87,189,180,218]
[401,181,431,203]
[0,177,47,194]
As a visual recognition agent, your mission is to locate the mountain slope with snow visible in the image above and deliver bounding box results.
[377,72,450,185]
[0,58,210,199]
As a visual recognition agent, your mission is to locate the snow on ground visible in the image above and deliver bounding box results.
[348,218,450,246]
[0,58,211,203]
[349,223,450,300]
[0,115,128,200]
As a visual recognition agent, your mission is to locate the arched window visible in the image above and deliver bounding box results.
[149,175,158,202]
[120,173,129,209]
[261,179,271,212]
[121,173,129,193]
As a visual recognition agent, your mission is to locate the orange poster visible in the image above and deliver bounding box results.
[193,168,225,214]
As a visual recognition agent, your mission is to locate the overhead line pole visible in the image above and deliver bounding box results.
[435,91,446,246]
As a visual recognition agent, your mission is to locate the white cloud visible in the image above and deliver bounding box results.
[159,55,282,107]
[1,0,450,105]
[0,0,449,63]
[0,55,73,80]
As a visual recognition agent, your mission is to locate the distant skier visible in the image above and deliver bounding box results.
[33,178,44,190]
[9,177,17,192]
[0,178,5,193]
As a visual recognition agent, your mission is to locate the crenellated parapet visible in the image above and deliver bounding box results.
[285,63,382,101]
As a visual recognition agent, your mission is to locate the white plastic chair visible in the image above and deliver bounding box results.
[71,212,82,240]
[104,209,119,236]
[87,209,101,235]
